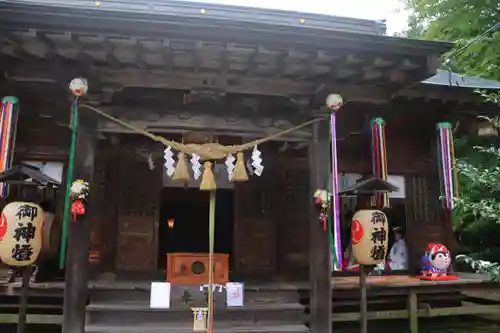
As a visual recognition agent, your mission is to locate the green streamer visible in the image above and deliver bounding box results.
[59,100,79,269]
[207,190,216,333]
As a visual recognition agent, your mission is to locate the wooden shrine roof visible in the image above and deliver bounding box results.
[3,0,390,36]
[424,69,500,90]
[0,164,60,187]
[0,0,453,104]
[339,175,399,196]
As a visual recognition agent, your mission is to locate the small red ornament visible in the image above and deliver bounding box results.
[320,214,327,231]
[0,213,7,241]
[71,200,86,223]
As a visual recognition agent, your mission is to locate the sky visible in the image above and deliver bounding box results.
[183,0,410,35]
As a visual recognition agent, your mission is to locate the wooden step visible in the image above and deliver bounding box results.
[89,285,302,305]
[86,323,310,333]
[86,302,306,325]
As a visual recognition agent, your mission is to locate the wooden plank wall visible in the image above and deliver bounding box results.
[405,173,448,271]
[232,145,278,279]
[275,154,310,280]
[233,179,277,279]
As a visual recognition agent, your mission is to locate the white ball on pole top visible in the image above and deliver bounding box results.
[326,94,343,111]
[69,78,88,97]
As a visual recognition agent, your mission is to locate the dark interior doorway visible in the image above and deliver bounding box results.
[158,187,234,270]
[385,199,407,250]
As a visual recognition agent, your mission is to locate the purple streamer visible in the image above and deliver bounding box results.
[438,129,447,208]
[330,114,343,270]
[442,129,453,209]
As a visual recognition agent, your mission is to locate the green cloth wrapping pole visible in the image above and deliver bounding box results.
[325,124,338,270]
[207,190,216,333]
[325,166,338,270]
[59,99,79,269]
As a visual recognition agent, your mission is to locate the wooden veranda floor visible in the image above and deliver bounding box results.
[0,272,492,291]
[0,273,498,333]
[331,273,490,290]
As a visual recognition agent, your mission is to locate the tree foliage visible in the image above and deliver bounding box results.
[456,254,500,283]
[450,96,500,279]
[453,123,500,261]
[403,0,500,282]
[404,0,500,80]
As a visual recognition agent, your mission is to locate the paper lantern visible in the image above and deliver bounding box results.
[0,202,44,267]
[351,209,388,265]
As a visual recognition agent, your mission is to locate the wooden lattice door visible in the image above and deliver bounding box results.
[233,169,276,278]
[116,160,161,271]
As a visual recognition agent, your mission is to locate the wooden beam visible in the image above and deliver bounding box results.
[64,33,94,72]
[373,57,394,68]
[0,314,62,325]
[95,106,312,141]
[244,47,259,76]
[331,304,500,322]
[62,116,97,333]
[6,60,394,102]
[89,67,316,97]
[362,68,383,81]
[274,51,289,78]
[131,38,148,70]
[160,39,173,71]
[101,36,120,69]
[426,54,440,76]
[34,32,58,59]
[400,59,421,71]
[219,46,229,76]
[389,69,410,83]
[313,82,392,105]
[308,117,332,333]
[65,32,85,49]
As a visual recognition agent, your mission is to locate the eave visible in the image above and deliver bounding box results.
[0,0,452,56]
[0,1,455,105]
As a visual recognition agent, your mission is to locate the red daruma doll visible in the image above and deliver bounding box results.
[419,243,458,281]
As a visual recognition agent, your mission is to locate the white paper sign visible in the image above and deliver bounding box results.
[388,175,406,198]
[225,282,244,307]
[150,282,171,309]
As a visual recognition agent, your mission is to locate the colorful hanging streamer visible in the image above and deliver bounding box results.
[0,97,20,198]
[370,118,389,208]
[329,112,343,271]
[436,122,458,210]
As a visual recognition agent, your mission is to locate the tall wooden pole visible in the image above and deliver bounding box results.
[16,267,31,333]
[62,113,96,333]
[359,264,368,333]
[309,117,332,333]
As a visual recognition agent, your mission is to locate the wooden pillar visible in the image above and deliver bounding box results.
[62,123,96,333]
[407,288,418,333]
[309,118,332,333]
